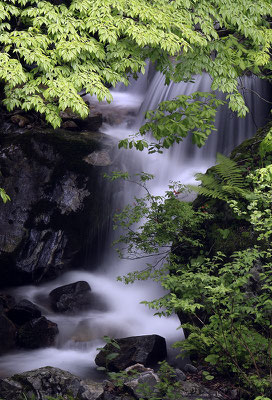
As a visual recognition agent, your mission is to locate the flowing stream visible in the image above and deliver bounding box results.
[0,67,271,378]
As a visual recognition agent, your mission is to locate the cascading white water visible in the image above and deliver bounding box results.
[0,68,271,378]
[102,69,271,195]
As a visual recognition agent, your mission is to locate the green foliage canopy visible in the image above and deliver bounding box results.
[111,161,272,396]
[1,0,272,129]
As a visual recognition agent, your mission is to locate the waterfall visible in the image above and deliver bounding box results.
[102,69,271,194]
[0,68,271,378]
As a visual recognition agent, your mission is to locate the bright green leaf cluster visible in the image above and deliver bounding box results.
[0,0,271,130]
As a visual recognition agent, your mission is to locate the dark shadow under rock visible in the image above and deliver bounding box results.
[95,335,167,372]
[0,293,16,314]
[7,299,42,326]
[0,314,16,354]
[17,316,58,349]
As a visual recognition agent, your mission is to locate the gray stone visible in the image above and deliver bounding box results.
[10,114,30,128]
[62,120,79,130]
[80,380,104,400]
[59,110,103,131]
[174,368,186,381]
[124,371,159,399]
[178,380,225,400]
[84,150,112,166]
[184,364,198,374]
[52,172,89,215]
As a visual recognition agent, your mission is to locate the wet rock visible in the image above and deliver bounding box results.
[0,293,16,313]
[174,368,186,381]
[0,314,16,354]
[0,367,104,400]
[52,172,89,215]
[10,114,30,128]
[95,334,167,372]
[81,380,105,400]
[0,129,120,287]
[61,120,79,130]
[7,299,42,325]
[60,110,103,131]
[84,150,112,166]
[15,228,68,283]
[49,281,93,313]
[17,316,59,348]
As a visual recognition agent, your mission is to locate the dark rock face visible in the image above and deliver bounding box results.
[7,299,42,325]
[95,335,167,372]
[49,280,93,313]
[0,314,16,354]
[17,316,59,348]
[0,128,119,287]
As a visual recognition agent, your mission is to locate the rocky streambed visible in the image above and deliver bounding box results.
[0,280,238,400]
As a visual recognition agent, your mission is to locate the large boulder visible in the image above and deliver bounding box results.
[0,366,104,400]
[95,335,167,372]
[0,128,121,287]
[0,314,16,354]
[49,281,93,313]
[17,316,59,348]
[6,299,42,325]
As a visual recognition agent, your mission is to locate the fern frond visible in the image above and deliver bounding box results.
[194,173,218,187]
[214,153,246,188]
[189,154,250,203]
[188,184,225,200]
